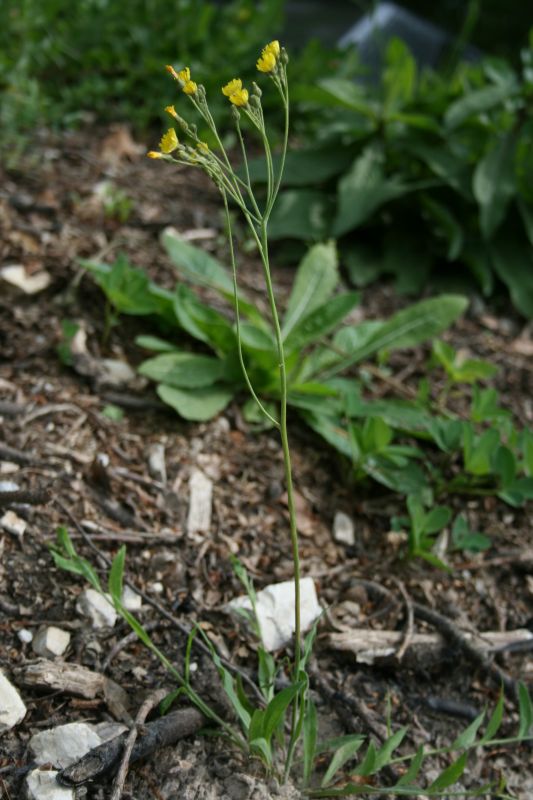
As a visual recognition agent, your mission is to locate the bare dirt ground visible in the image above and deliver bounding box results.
[1,126,532,799]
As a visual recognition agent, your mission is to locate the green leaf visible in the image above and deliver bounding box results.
[317,77,379,118]
[138,352,224,389]
[371,727,408,773]
[162,228,234,294]
[395,746,424,786]
[428,752,468,790]
[268,190,332,240]
[173,285,236,352]
[282,242,338,339]
[444,83,515,128]
[333,147,408,236]
[383,38,417,112]
[85,254,164,315]
[491,239,533,318]
[324,295,467,376]
[135,335,178,352]
[108,546,126,602]
[352,740,376,777]
[518,682,533,738]
[263,682,303,743]
[321,735,365,787]
[473,134,516,238]
[284,292,360,352]
[464,428,501,475]
[480,689,504,743]
[451,515,491,552]
[343,244,385,288]
[421,195,463,260]
[157,384,233,421]
[493,445,517,488]
[249,737,272,765]
[303,698,318,787]
[424,505,452,535]
[451,709,486,749]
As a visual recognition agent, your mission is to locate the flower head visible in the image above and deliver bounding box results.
[177,67,190,83]
[222,78,242,97]
[182,80,197,95]
[256,51,276,73]
[165,105,178,119]
[265,40,280,57]
[147,151,163,159]
[229,88,249,107]
[159,128,179,154]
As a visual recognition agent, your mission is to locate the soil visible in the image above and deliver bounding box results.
[0,125,532,800]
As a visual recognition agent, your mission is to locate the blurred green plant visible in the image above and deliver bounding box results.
[252,34,533,317]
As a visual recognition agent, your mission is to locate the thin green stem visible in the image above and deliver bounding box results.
[236,119,262,219]
[222,191,280,429]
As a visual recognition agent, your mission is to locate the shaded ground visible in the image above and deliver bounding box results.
[0,126,532,799]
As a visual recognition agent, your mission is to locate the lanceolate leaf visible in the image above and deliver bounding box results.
[282,241,339,338]
[284,292,360,352]
[473,133,516,239]
[157,384,234,421]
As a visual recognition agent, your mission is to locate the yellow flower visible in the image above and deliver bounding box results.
[165,105,178,119]
[264,40,280,58]
[177,67,191,83]
[229,88,249,107]
[159,128,179,154]
[182,80,197,95]
[222,78,242,97]
[147,151,163,159]
[256,51,276,73]
[197,141,209,153]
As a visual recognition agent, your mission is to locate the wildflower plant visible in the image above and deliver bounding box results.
[53,41,533,795]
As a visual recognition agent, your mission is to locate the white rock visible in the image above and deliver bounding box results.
[32,627,71,658]
[1,264,51,294]
[333,511,355,546]
[99,358,136,386]
[148,442,166,484]
[1,510,27,537]
[228,578,321,652]
[0,480,19,492]
[25,769,74,800]
[0,670,27,731]
[29,722,101,768]
[121,585,142,611]
[76,589,117,629]
[18,628,34,644]
[187,468,213,534]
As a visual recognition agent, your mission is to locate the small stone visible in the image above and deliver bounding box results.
[121,585,142,611]
[76,589,117,629]
[98,359,136,387]
[1,264,51,294]
[32,627,71,658]
[1,510,27,537]
[18,628,33,644]
[25,769,74,800]
[0,670,27,731]
[148,443,166,484]
[333,511,355,546]
[29,722,101,768]
[228,577,321,652]
[186,468,213,534]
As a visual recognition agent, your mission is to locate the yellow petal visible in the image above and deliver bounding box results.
[177,67,191,83]
[147,151,163,159]
[222,78,242,97]
[229,88,249,107]
[182,80,197,95]
[165,105,178,119]
[159,128,179,154]
[263,40,280,58]
[256,52,276,73]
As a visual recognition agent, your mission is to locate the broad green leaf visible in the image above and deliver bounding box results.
[451,515,491,552]
[268,190,332,240]
[108,545,126,602]
[473,134,516,238]
[174,285,236,352]
[321,735,365,787]
[428,752,468,791]
[249,737,272,765]
[493,446,517,488]
[361,417,392,453]
[248,708,266,743]
[451,709,486,750]
[246,146,356,187]
[383,38,416,112]
[162,228,234,294]
[284,292,360,352]
[303,411,353,459]
[333,147,408,236]
[444,83,515,128]
[464,428,500,475]
[343,244,385,288]
[157,384,233,421]
[84,255,165,315]
[282,242,339,338]
[491,239,533,318]
[317,77,380,118]
[364,458,428,495]
[258,648,276,703]
[518,682,533,738]
[424,505,452,535]
[323,295,468,377]
[138,351,224,389]
[239,323,275,352]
